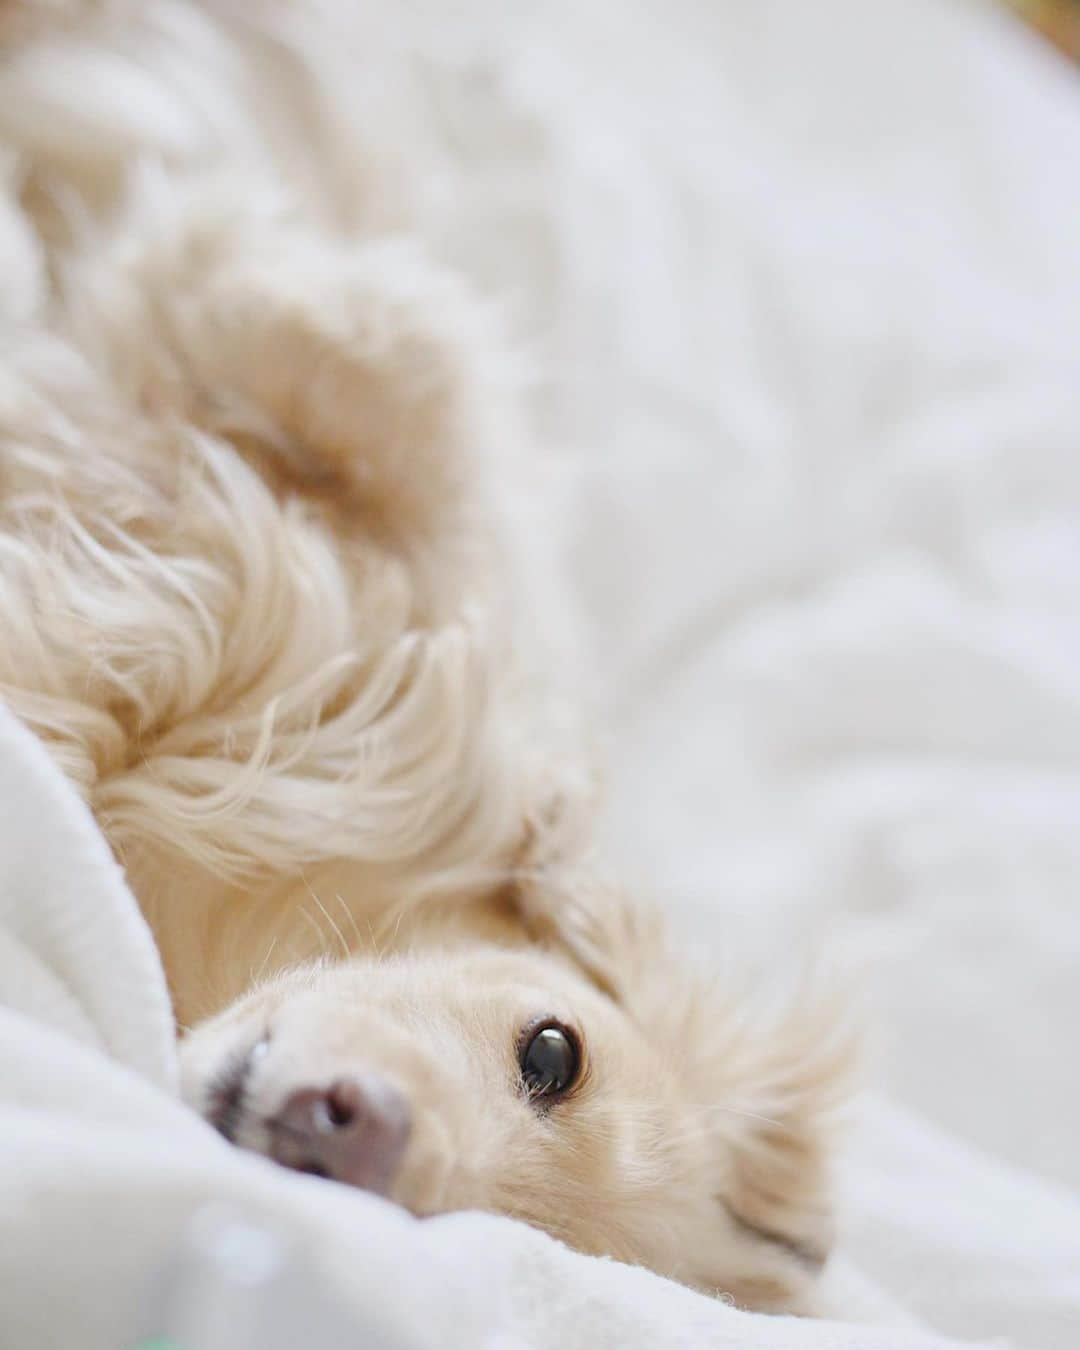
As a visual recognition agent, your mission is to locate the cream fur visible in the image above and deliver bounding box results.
[0,0,853,1312]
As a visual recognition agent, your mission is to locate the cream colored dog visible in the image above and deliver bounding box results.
[0,0,851,1315]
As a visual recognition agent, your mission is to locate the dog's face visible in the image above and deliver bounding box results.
[180,894,848,1313]
[182,947,711,1260]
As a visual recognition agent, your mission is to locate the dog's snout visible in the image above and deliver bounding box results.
[268,1075,411,1195]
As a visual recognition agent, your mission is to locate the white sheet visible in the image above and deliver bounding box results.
[2,0,1079,1345]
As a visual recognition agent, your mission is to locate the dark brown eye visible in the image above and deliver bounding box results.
[520,1023,580,1101]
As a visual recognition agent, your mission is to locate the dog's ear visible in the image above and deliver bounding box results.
[514,857,855,1313]
[508,784,668,1003]
[679,968,855,1312]
[513,860,663,1003]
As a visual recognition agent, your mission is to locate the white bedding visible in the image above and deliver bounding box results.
[2,0,1079,1345]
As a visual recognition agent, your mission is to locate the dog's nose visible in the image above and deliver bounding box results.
[267,1075,410,1195]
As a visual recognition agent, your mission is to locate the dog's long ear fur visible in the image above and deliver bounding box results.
[679,960,855,1311]
[514,849,855,1311]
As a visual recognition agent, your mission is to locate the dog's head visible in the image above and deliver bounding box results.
[180,878,851,1313]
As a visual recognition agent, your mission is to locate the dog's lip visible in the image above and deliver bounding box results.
[204,1035,269,1143]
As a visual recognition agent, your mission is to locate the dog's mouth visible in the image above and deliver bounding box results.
[204,1036,269,1143]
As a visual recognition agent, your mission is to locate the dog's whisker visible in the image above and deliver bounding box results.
[298,871,351,960]
[691,1102,789,1131]
[364,915,385,962]
[296,904,333,959]
[252,935,279,986]
[314,893,351,960]
[333,892,365,952]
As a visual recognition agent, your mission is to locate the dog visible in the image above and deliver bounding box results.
[0,0,852,1314]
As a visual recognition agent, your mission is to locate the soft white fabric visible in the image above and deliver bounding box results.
[841,1099,1080,1349]
[0,699,992,1350]
[3,0,1080,1346]
[0,690,175,1089]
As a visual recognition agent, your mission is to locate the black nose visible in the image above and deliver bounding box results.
[267,1076,411,1195]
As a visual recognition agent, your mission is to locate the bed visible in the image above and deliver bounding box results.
[1,1,1078,1345]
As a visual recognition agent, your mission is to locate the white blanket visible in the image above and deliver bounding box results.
[3,0,1080,1345]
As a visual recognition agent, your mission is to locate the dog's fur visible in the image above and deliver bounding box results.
[0,0,852,1314]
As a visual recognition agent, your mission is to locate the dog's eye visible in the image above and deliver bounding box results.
[520,1022,580,1101]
